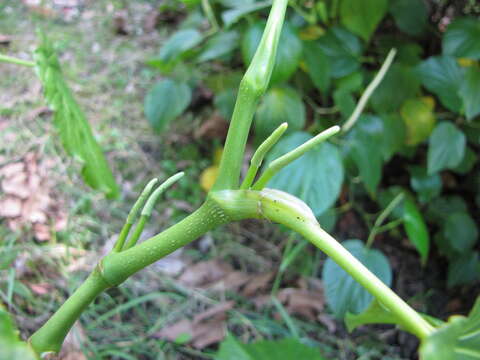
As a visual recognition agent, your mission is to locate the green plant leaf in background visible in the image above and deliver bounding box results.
[381,113,406,161]
[339,0,388,42]
[148,28,203,72]
[144,78,191,132]
[265,132,344,216]
[447,252,480,288]
[371,64,420,113]
[221,0,272,27]
[345,115,384,194]
[323,240,392,318]
[453,146,477,175]
[197,30,240,62]
[420,297,480,360]
[215,334,326,360]
[0,305,36,360]
[443,17,480,60]
[409,166,442,204]
[427,122,466,174]
[255,86,305,141]
[317,27,363,78]
[459,66,480,120]
[242,21,302,85]
[333,89,355,118]
[401,97,436,146]
[416,56,464,113]
[214,88,237,121]
[443,211,478,253]
[303,41,331,93]
[389,0,427,36]
[34,34,119,198]
[402,197,430,264]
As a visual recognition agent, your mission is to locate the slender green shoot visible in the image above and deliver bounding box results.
[201,0,219,33]
[252,125,340,190]
[123,172,184,250]
[240,123,288,190]
[366,192,404,248]
[113,178,159,252]
[342,48,397,132]
[0,54,35,67]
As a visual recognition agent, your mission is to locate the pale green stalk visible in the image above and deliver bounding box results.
[252,125,340,190]
[240,122,288,190]
[367,192,404,247]
[0,54,35,67]
[342,48,397,132]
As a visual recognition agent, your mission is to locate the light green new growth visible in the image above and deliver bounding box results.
[124,172,184,250]
[0,54,35,67]
[342,48,397,132]
[114,178,159,252]
[241,122,288,190]
[367,192,405,247]
[252,125,341,190]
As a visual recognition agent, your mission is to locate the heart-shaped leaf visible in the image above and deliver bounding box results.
[339,0,388,42]
[427,122,466,174]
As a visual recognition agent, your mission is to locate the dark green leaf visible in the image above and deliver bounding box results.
[416,56,464,113]
[401,97,436,146]
[154,29,203,71]
[197,30,239,62]
[426,196,468,225]
[318,208,337,233]
[339,0,388,41]
[381,113,406,160]
[214,88,236,121]
[144,79,191,132]
[322,240,392,318]
[242,21,302,84]
[371,64,420,113]
[443,18,480,60]
[34,35,119,198]
[447,252,480,288]
[317,27,362,78]
[303,41,331,93]
[453,147,477,175]
[266,132,344,216]
[459,66,480,120]
[420,297,480,360]
[345,115,384,194]
[221,1,272,27]
[333,89,355,118]
[255,86,305,141]
[427,122,466,174]
[335,71,364,93]
[389,0,427,36]
[409,166,442,204]
[216,334,326,360]
[402,198,430,264]
[443,212,478,253]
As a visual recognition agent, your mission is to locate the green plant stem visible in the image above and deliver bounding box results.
[201,0,219,33]
[0,54,35,67]
[213,0,288,191]
[342,48,397,132]
[123,215,148,250]
[252,125,340,190]
[212,189,435,340]
[240,122,288,190]
[366,192,404,247]
[29,266,110,356]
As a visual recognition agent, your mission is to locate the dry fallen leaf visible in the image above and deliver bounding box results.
[277,288,324,321]
[242,271,274,297]
[178,260,233,288]
[154,301,234,349]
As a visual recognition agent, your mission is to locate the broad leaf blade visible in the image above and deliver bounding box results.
[427,122,466,174]
[402,198,430,264]
[443,18,480,60]
[459,66,480,121]
[34,34,119,198]
[322,240,392,318]
[339,0,388,42]
[0,305,37,360]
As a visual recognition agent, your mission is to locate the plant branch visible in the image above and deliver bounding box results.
[0,54,35,67]
[213,0,289,190]
[342,48,396,133]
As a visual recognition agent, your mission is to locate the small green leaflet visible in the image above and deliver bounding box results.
[0,305,37,360]
[389,0,428,36]
[402,197,430,265]
[221,0,272,27]
[144,78,192,132]
[339,0,388,42]
[427,122,466,174]
[459,66,480,121]
[420,297,480,360]
[409,166,442,204]
[303,41,331,93]
[443,17,480,60]
[197,30,240,63]
[442,212,478,254]
[447,252,480,288]
[215,334,326,360]
[33,34,119,198]
[322,240,392,318]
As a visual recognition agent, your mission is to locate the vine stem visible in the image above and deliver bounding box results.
[366,192,404,247]
[0,54,35,67]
